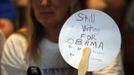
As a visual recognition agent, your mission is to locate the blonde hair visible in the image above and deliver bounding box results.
[26,0,82,63]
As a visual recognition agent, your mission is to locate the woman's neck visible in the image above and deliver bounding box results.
[45,27,61,43]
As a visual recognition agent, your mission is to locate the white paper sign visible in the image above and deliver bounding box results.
[59,9,121,71]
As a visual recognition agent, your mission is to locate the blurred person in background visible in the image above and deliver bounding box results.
[123,0,134,75]
[0,30,5,52]
[0,30,5,55]
[0,0,16,38]
[85,0,108,11]
[81,0,126,30]
[124,1,134,32]
[0,30,5,74]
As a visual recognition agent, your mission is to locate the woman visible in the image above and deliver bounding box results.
[1,0,123,75]
[1,0,81,75]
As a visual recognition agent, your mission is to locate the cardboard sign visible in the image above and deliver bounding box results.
[59,9,121,71]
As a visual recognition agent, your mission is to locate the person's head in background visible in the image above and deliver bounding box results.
[0,0,16,38]
[85,0,108,11]
[27,0,81,63]
[84,0,125,11]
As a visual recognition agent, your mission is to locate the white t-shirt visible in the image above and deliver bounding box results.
[1,33,124,75]
[1,34,76,75]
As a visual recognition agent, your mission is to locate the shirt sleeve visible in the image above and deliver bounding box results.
[92,53,124,75]
[1,34,28,75]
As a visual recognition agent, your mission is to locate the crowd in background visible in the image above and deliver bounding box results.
[0,0,134,75]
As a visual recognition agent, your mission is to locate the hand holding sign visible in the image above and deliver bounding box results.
[59,9,121,72]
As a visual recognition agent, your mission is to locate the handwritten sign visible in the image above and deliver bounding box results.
[59,9,121,71]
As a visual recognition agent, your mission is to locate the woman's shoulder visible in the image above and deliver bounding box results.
[6,33,27,43]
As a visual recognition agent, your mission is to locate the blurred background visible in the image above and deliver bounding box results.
[0,0,134,75]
